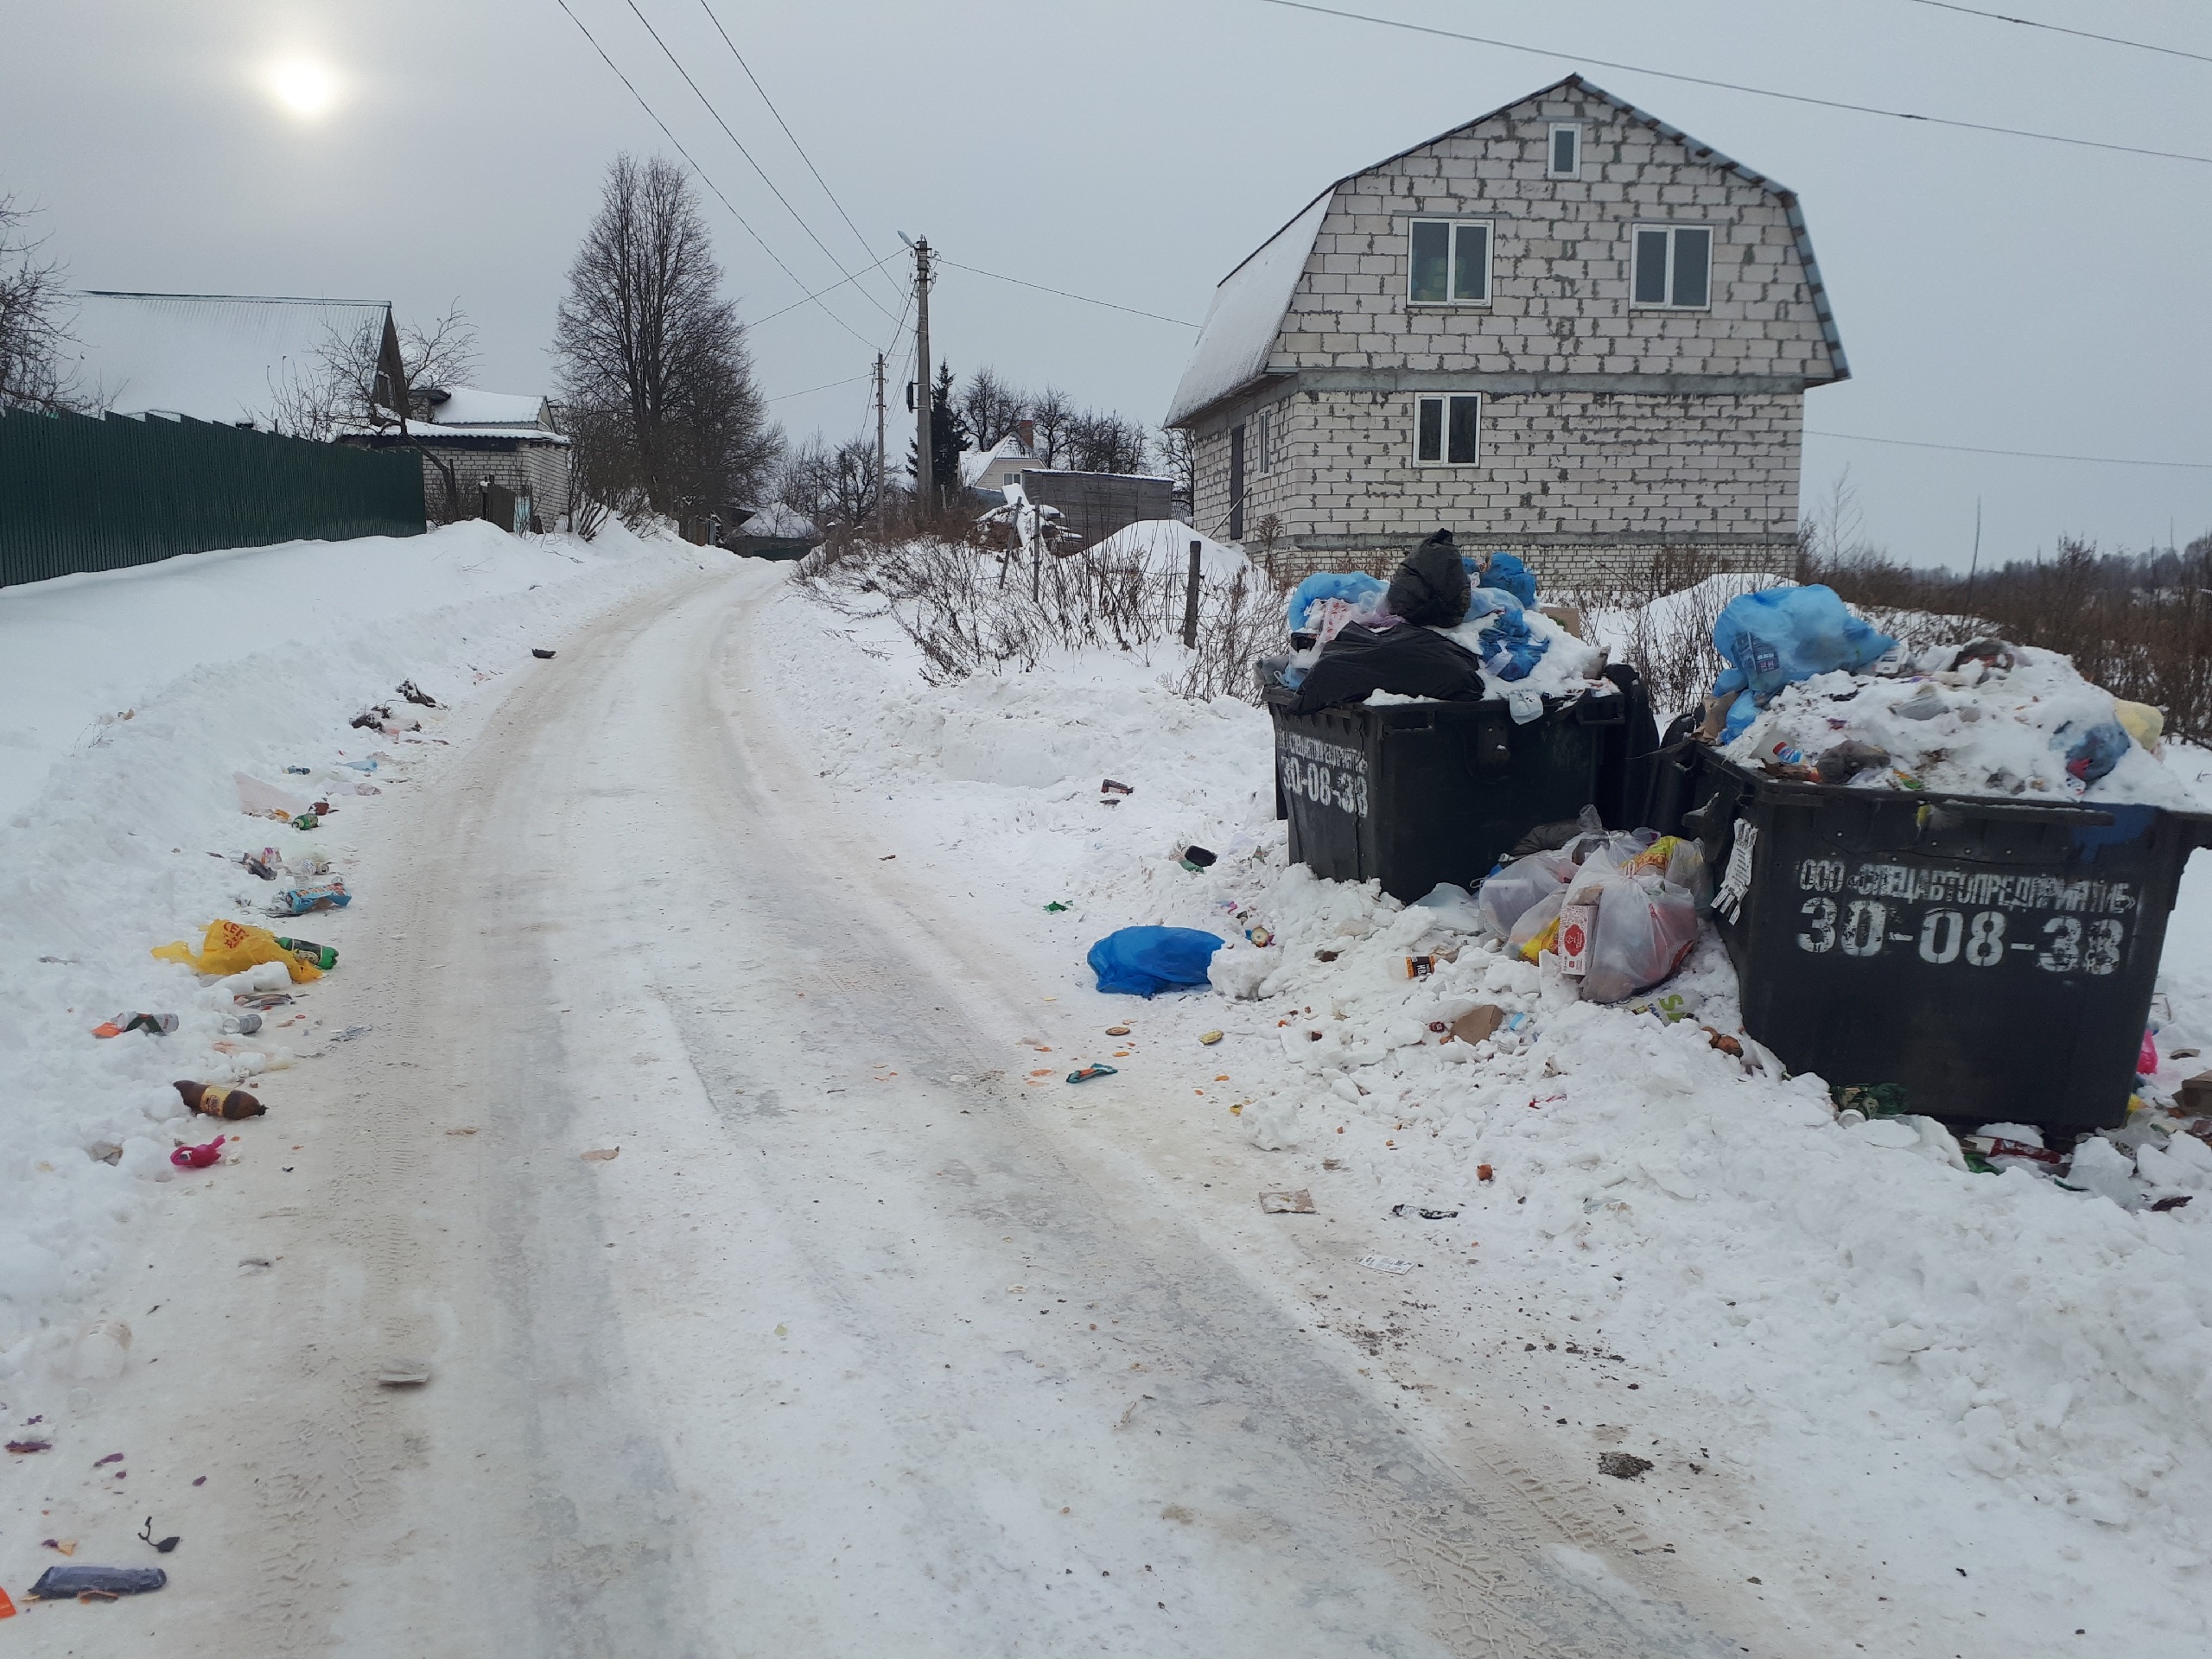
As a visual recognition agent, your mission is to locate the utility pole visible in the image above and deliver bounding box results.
[1965,496,1982,619]
[912,236,933,511]
[872,352,887,531]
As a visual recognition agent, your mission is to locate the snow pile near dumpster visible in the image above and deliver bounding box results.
[0,519,700,1362]
[765,556,2212,1646]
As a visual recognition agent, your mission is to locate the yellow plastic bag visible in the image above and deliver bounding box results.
[151,919,325,983]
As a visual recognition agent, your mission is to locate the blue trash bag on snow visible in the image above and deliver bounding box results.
[1287,571,1388,633]
[1086,927,1225,997]
[1476,603,1548,682]
[1710,585,1897,705]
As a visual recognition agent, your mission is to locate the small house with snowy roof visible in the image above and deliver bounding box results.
[1164,74,1848,585]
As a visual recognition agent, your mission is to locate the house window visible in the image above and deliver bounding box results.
[1414,393,1481,466]
[1252,409,1274,474]
[1408,219,1491,304]
[1547,123,1582,179]
[1229,423,1246,538]
[1631,224,1713,308]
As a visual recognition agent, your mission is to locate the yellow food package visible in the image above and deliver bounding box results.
[152,918,325,982]
[1518,913,1562,963]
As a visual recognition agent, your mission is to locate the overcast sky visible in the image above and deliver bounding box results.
[4,0,2206,566]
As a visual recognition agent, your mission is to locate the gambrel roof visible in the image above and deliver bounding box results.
[1166,74,1848,427]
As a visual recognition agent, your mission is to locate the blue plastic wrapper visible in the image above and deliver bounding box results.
[2060,719,2132,785]
[30,1564,168,1599]
[1710,585,1897,705]
[275,880,349,916]
[1719,689,1758,742]
[1286,571,1387,632]
[1086,926,1224,997]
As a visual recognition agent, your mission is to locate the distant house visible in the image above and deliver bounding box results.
[730,502,818,560]
[343,385,573,530]
[62,290,406,429]
[1165,74,1847,585]
[961,421,1050,493]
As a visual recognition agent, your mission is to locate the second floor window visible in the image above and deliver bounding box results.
[1632,224,1713,308]
[1408,219,1491,304]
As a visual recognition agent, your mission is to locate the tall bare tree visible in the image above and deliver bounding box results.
[1027,385,1076,467]
[553,154,779,531]
[1154,424,1195,518]
[776,433,881,527]
[1066,410,1148,475]
[957,366,1028,449]
[0,196,76,411]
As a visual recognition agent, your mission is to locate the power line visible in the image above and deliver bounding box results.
[936,257,1202,327]
[749,252,899,327]
[766,372,870,403]
[1808,429,2212,470]
[694,0,905,305]
[1904,1,2212,67]
[618,0,899,324]
[550,0,875,347]
[1253,0,2212,168]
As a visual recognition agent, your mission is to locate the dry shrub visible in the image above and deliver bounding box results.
[798,529,1283,704]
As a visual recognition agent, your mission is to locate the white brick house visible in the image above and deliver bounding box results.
[1164,75,1847,585]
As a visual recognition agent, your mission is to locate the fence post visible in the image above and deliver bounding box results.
[1181,538,1202,649]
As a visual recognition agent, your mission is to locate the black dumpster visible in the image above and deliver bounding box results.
[1268,666,1656,903]
[1666,747,2212,1132]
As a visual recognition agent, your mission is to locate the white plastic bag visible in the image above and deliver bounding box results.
[1475,851,1573,941]
[1580,874,1700,1003]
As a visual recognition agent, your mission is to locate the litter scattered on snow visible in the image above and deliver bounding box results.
[1357,1254,1417,1275]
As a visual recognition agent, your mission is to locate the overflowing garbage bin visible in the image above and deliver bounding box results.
[1268,666,1655,903]
[1665,745,2212,1132]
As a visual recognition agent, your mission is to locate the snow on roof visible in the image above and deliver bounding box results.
[1164,192,1331,429]
[62,291,391,428]
[739,503,817,539]
[1166,73,1848,425]
[959,431,1044,487]
[339,414,569,444]
[1084,519,1254,582]
[427,387,550,429]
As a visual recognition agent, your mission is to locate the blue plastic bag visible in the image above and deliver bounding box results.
[1476,605,1548,682]
[1086,927,1224,997]
[1482,551,1538,607]
[2059,720,2131,785]
[1287,571,1387,633]
[1711,586,1897,705]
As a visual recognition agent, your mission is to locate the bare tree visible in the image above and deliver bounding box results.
[956,366,1029,450]
[270,302,480,441]
[0,196,76,411]
[1066,409,1148,474]
[776,432,880,527]
[1028,385,1076,467]
[553,154,780,530]
[1154,424,1195,518]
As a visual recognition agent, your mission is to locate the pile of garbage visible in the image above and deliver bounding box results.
[1274,531,1605,713]
[1701,586,2185,805]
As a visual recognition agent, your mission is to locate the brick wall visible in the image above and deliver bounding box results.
[418,442,571,529]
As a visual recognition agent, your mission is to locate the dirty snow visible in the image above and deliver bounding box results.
[0,519,701,1357]
[760,563,2212,1651]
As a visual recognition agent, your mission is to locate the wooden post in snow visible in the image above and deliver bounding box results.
[1181,539,1202,649]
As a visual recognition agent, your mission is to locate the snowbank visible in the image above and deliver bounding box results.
[0,520,700,1361]
[1084,518,1252,582]
[763,559,2212,1645]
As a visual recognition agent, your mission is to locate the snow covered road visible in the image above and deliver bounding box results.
[21,564,1750,1655]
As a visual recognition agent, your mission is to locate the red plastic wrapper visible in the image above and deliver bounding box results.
[169,1135,226,1169]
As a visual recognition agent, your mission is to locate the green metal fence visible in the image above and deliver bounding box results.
[0,409,425,588]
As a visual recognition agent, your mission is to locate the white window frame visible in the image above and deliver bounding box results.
[1412,392,1482,467]
[1546,122,1583,180]
[1252,407,1273,475]
[1630,222,1714,310]
[1405,218,1492,307]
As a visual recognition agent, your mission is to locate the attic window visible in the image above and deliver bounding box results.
[1631,224,1713,308]
[1408,219,1491,304]
[1548,124,1582,179]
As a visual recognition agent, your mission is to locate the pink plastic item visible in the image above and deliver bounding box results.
[2141,1029,2159,1075]
[170,1135,226,1169]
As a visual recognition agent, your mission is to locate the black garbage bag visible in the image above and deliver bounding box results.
[1385,531,1471,627]
[1285,624,1485,713]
